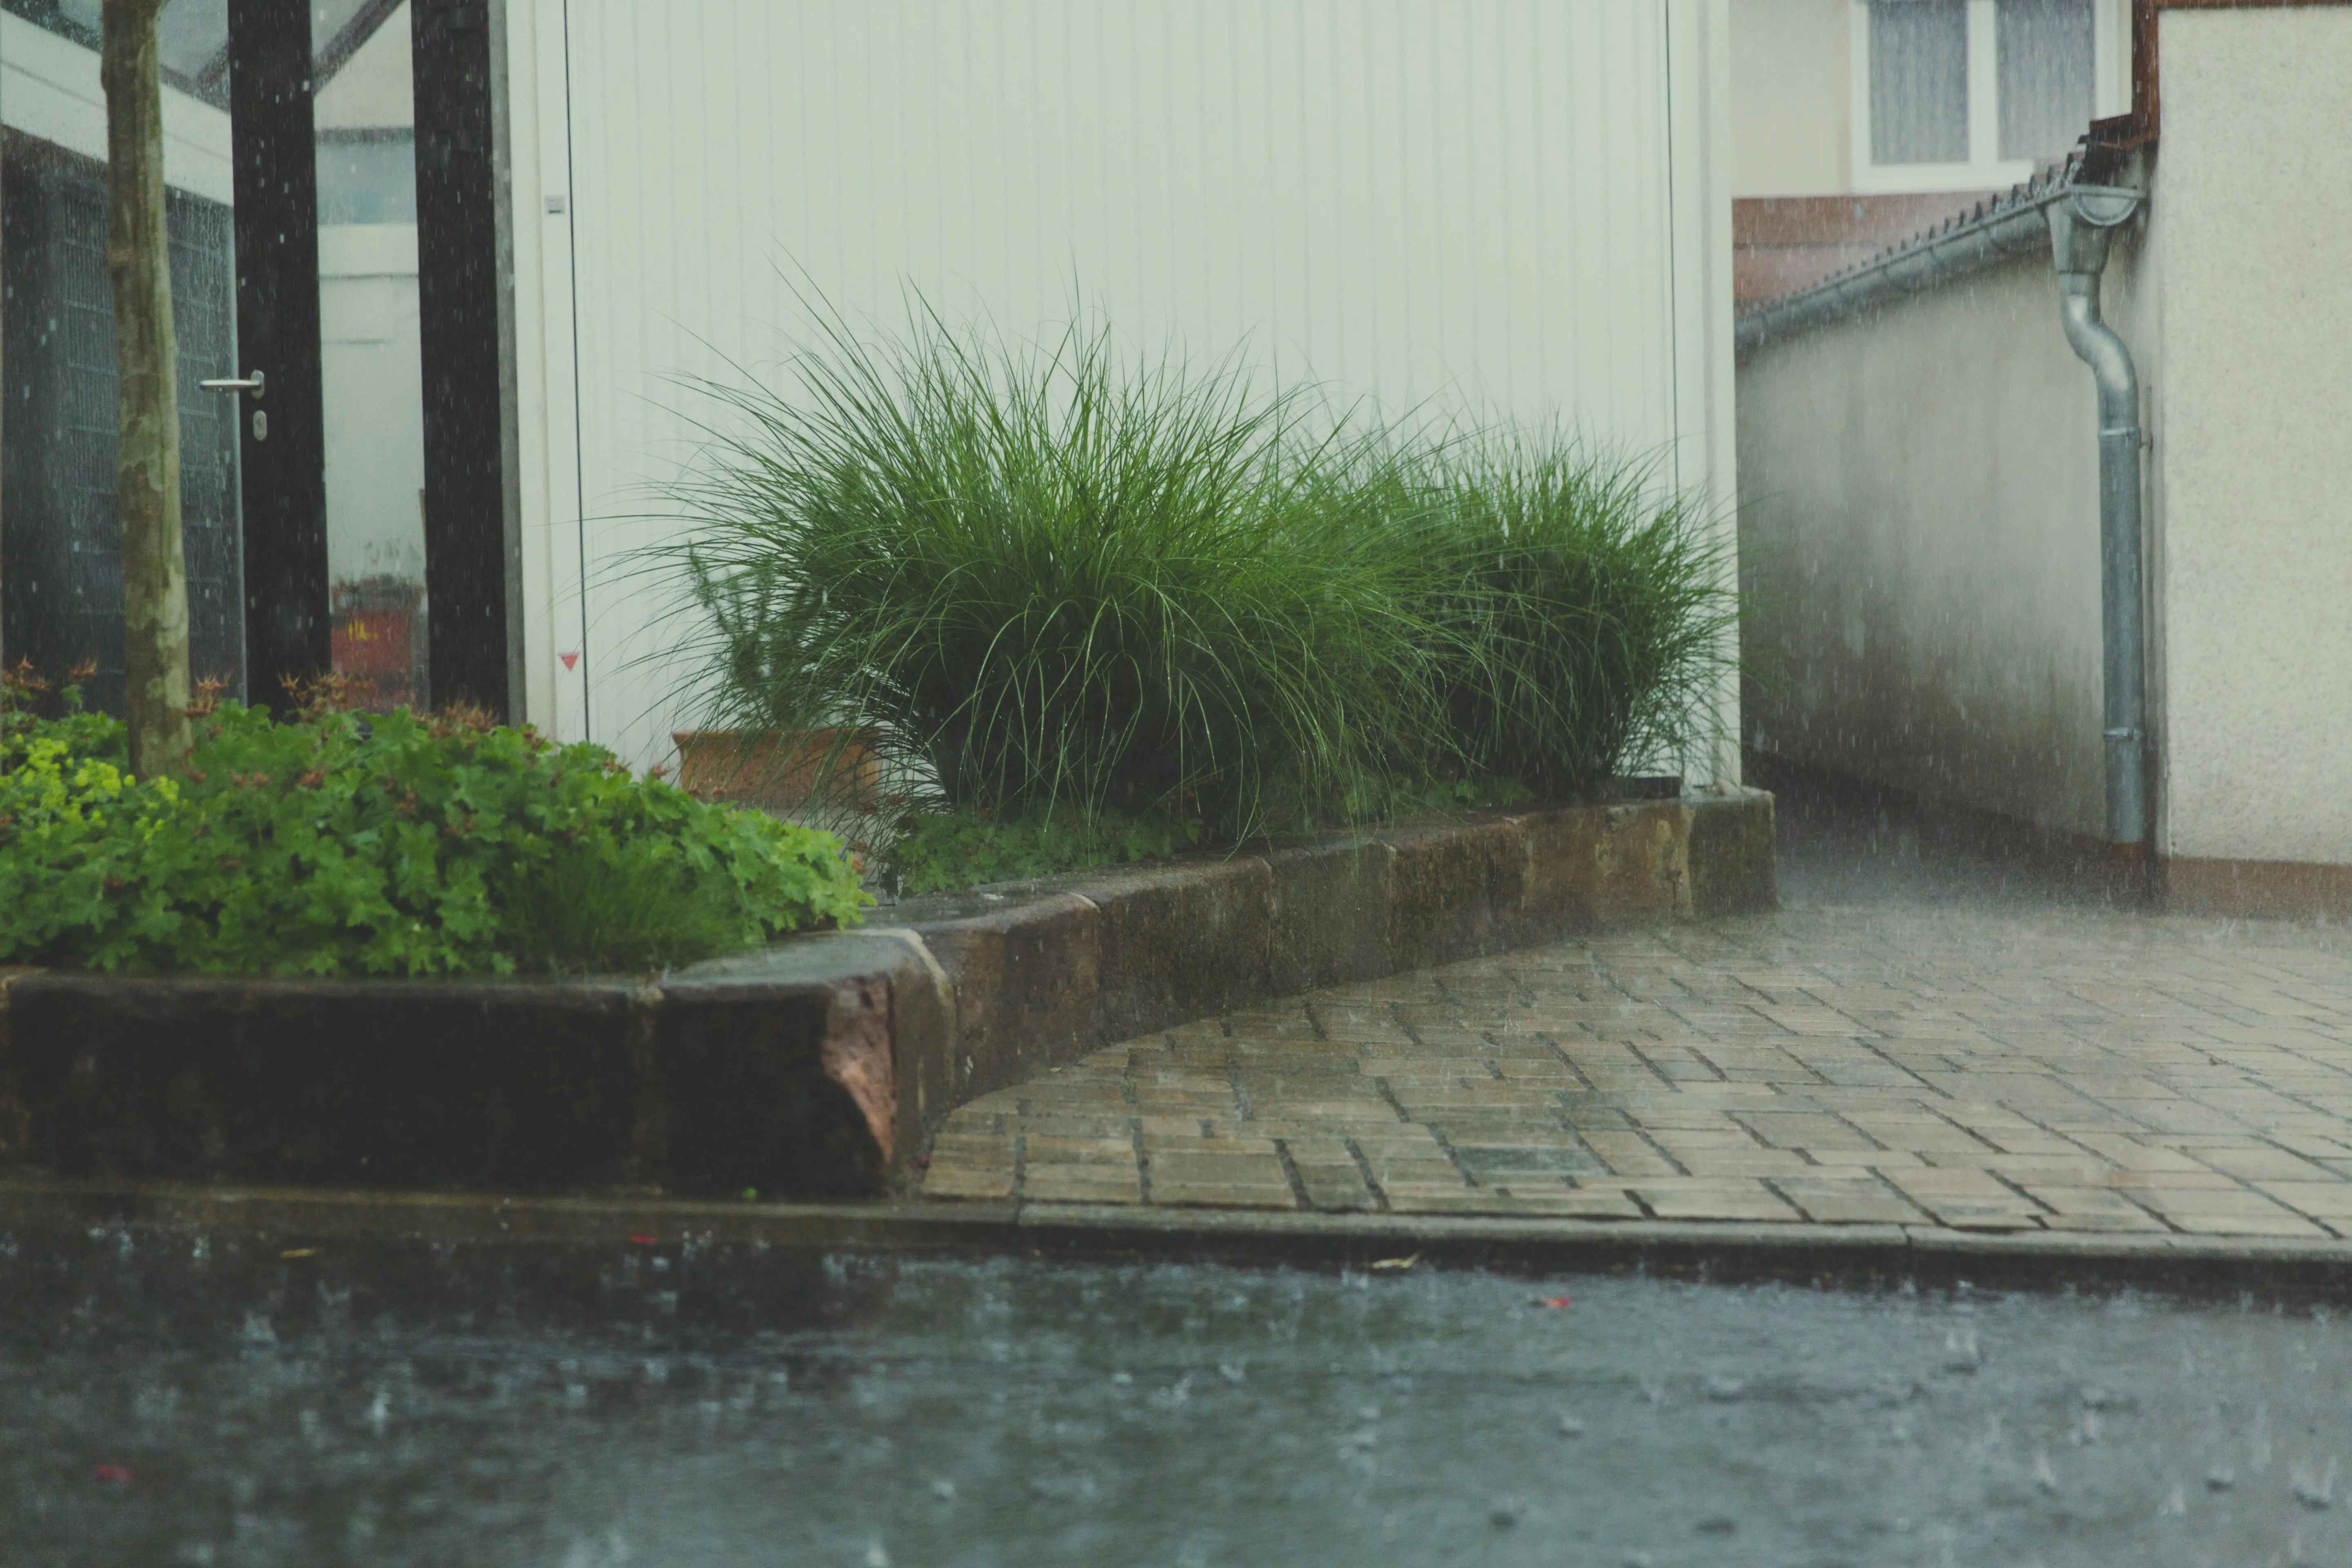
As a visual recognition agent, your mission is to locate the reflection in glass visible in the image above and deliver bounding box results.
[1869,0,1969,167]
[314,2,428,710]
[1998,0,2096,163]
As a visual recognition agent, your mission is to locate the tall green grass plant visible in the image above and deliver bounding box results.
[1408,432,1733,799]
[665,296,1731,882]
[666,299,1446,840]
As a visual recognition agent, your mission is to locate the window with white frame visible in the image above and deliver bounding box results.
[1852,0,2126,192]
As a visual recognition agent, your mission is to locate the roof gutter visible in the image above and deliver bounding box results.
[1734,165,2079,359]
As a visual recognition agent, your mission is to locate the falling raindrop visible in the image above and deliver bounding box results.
[2032,1453,2059,1494]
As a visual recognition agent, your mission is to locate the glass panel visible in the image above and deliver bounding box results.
[315,2,428,710]
[1869,0,1969,166]
[3,0,229,103]
[0,0,243,710]
[1998,0,2096,162]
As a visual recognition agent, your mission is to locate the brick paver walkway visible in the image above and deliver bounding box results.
[918,906,2352,1240]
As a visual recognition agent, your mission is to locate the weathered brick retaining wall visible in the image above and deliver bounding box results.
[0,791,1772,1199]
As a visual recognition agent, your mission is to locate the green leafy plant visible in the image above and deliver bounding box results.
[664,294,1447,843]
[0,688,868,977]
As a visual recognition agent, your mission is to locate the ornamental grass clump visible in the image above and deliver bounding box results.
[1410,433,1733,800]
[0,673,866,976]
[666,300,1444,841]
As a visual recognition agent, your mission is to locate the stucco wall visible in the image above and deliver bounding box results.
[1728,0,1847,198]
[1738,249,2116,839]
[2148,8,2352,868]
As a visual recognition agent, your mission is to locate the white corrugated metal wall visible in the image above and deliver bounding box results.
[515,0,1734,775]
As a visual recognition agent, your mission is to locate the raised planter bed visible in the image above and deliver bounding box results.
[0,789,1772,1200]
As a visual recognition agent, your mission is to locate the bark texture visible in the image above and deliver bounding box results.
[102,0,193,777]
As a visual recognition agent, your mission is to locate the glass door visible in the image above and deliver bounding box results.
[0,0,243,710]
[223,0,427,711]
[0,0,503,718]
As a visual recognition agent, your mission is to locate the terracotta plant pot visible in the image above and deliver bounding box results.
[671,728,881,814]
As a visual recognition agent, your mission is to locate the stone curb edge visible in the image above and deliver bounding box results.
[5,1181,2347,1301]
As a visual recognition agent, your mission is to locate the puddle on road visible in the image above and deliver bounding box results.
[3,1235,2348,1566]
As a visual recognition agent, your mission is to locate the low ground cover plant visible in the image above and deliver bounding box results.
[0,673,866,976]
[670,296,1730,895]
[886,803,1200,898]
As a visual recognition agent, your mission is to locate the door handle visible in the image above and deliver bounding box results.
[199,370,265,398]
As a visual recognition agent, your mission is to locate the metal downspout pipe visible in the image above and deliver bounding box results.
[2046,185,2149,849]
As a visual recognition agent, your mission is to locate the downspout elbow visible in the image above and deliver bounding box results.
[2056,281,2139,431]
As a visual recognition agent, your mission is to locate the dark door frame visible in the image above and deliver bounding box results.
[227,0,331,712]
[414,0,511,716]
[226,0,512,718]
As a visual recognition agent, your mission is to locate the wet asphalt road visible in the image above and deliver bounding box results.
[3,1237,2348,1568]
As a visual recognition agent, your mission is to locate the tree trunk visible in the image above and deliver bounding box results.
[102,0,193,777]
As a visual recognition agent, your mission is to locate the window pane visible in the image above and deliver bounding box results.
[1870,0,1969,165]
[315,2,431,711]
[1998,0,2096,161]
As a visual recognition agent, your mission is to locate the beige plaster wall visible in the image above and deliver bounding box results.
[2148,9,2352,867]
[1738,250,2115,838]
[1728,0,1849,198]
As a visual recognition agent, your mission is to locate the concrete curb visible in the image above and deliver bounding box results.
[0,933,925,1201]
[4,1180,2348,1302]
[0,791,1775,1201]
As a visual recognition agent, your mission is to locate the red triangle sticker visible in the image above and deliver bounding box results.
[559,652,579,671]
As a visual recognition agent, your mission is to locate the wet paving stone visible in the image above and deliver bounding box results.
[927,902,2352,1244]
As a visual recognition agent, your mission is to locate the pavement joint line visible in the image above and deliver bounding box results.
[1341,1137,1391,1213]
[1272,1140,1314,1211]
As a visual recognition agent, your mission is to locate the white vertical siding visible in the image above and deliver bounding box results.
[544,0,1727,769]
